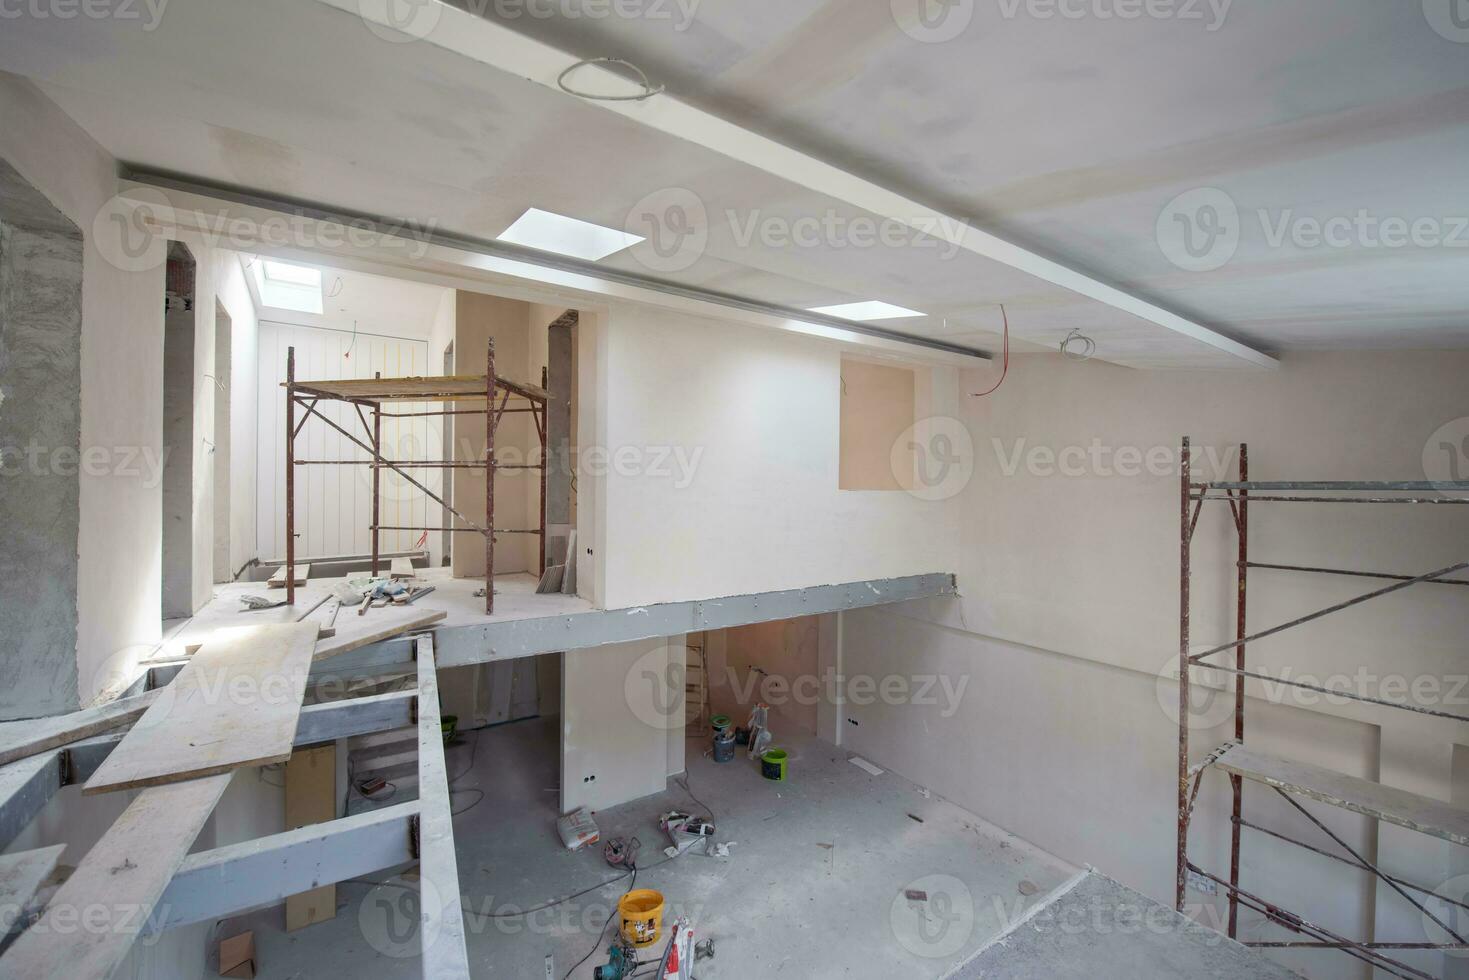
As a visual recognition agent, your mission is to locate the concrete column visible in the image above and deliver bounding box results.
[0,160,83,719]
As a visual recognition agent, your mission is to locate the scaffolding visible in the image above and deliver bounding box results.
[1176,436,1469,980]
[283,339,548,613]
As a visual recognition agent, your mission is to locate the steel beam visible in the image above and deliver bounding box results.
[431,573,958,668]
[148,803,418,933]
[0,753,64,852]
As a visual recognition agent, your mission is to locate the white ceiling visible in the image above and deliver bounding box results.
[2,0,1466,368]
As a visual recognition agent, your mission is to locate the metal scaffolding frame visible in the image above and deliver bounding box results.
[284,339,548,613]
[1176,436,1469,980]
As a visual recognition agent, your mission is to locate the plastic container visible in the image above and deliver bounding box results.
[712,729,736,763]
[618,889,666,948]
[761,748,789,781]
[710,714,732,734]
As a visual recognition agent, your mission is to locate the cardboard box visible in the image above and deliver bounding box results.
[219,931,256,979]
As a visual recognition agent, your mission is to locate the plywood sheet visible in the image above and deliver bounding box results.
[312,608,445,662]
[0,690,161,767]
[284,743,337,931]
[1217,743,1469,845]
[83,624,319,794]
[268,563,311,588]
[0,774,230,979]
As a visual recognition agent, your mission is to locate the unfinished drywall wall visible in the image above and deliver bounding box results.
[840,356,918,492]
[161,248,196,619]
[853,350,1469,980]
[595,305,959,609]
[562,636,682,812]
[453,290,537,576]
[0,158,83,719]
[709,616,824,737]
[212,302,232,583]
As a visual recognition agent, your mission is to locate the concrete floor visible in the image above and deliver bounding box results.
[239,717,1080,978]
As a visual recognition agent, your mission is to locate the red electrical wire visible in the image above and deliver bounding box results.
[971,304,1009,397]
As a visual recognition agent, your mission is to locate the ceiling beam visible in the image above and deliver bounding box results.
[318,0,1277,369]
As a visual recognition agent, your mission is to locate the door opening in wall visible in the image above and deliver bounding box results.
[162,242,197,619]
[212,299,232,584]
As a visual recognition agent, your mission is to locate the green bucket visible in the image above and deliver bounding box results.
[761,748,789,782]
[710,714,732,733]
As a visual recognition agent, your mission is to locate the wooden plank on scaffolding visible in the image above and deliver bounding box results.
[414,634,470,978]
[389,557,415,580]
[0,690,161,768]
[0,774,231,979]
[83,624,319,795]
[1216,743,1469,846]
[311,607,445,662]
[284,743,337,931]
[268,563,311,588]
[0,845,64,927]
[290,374,549,403]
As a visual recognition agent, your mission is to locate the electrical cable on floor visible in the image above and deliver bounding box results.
[560,865,637,980]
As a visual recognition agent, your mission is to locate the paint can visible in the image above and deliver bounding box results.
[761,748,789,781]
[710,714,732,735]
[712,728,736,764]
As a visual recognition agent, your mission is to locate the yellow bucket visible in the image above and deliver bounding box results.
[618,889,665,948]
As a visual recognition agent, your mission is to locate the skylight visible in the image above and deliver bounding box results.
[263,260,322,288]
[496,208,644,261]
[253,259,324,315]
[807,301,925,322]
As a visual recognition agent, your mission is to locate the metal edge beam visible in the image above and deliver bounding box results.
[413,635,471,978]
[148,802,418,933]
[119,168,990,364]
[433,572,958,668]
[0,753,64,853]
[316,0,1277,370]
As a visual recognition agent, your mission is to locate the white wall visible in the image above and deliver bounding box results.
[218,254,259,580]
[594,305,960,610]
[851,350,1469,980]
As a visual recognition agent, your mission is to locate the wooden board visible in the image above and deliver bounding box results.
[413,636,471,978]
[0,690,162,768]
[0,844,64,927]
[0,774,230,979]
[284,744,337,931]
[291,373,548,403]
[83,624,319,795]
[1216,743,1469,845]
[185,624,333,656]
[390,558,415,580]
[268,563,311,588]
[312,608,446,662]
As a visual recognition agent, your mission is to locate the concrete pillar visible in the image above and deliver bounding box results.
[0,159,83,719]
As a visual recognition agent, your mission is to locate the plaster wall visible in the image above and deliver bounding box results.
[850,350,1469,980]
[596,304,960,610]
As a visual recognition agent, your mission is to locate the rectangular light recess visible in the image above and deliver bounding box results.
[496,207,644,261]
[807,301,925,321]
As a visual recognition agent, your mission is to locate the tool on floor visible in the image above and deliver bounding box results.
[603,836,641,870]
[660,811,716,859]
[592,940,635,980]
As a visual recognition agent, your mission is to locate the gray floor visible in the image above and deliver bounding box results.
[240,717,1079,978]
[947,871,1303,980]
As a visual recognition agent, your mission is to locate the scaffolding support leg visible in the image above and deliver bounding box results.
[485,340,495,615]
[285,347,296,606]
[1229,444,1247,938]
[372,374,381,578]
[1177,436,1192,911]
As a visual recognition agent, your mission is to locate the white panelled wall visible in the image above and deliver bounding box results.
[256,322,440,563]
